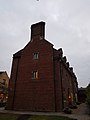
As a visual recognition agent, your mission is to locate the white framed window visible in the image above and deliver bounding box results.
[33,53,38,59]
[32,71,38,79]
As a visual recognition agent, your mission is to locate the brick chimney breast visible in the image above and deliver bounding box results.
[31,21,45,40]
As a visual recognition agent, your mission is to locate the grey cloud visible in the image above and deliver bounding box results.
[0,0,90,87]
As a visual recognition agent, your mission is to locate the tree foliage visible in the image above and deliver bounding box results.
[86,84,90,106]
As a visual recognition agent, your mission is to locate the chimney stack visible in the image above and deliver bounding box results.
[58,48,63,57]
[66,62,69,68]
[70,67,73,72]
[63,56,67,63]
[31,21,45,40]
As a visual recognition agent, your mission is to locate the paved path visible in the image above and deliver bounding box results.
[66,103,90,120]
[0,103,90,120]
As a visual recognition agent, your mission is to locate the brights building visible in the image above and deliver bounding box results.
[7,21,78,112]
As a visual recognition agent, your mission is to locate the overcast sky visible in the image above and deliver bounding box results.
[0,0,90,87]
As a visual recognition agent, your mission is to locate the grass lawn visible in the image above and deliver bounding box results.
[28,115,76,120]
[0,113,77,120]
[0,113,19,120]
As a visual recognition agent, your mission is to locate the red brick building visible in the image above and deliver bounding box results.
[7,22,78,112]
[0,71,9,103]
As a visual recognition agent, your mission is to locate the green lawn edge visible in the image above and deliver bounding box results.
[0,113,77,120]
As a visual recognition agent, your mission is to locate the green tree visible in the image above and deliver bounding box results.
[86,84,90,107]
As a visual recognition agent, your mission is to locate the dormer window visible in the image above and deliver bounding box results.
[33,53,38,59]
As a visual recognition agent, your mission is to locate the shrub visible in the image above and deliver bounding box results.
[76,102,81,105]
[0,102,6,107]
[69,103,78,109]
[86,84,90,107]
[63,107,72,114]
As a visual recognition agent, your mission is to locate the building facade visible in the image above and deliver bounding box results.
[0,71,9,103]
[7,22,78,112]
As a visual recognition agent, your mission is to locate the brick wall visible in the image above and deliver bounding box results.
[7,36,56,111]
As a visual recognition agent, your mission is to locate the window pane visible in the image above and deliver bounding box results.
[36,71,38,79]
[33,53,38,59]
[32,71,38,79]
